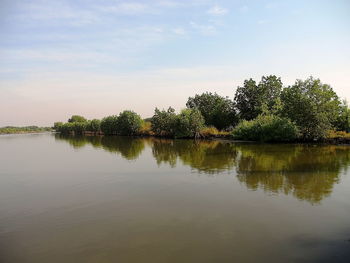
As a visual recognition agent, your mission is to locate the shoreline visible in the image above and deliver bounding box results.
[55,132,350,145]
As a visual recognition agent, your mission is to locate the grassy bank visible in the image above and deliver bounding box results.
[0,126,52,134]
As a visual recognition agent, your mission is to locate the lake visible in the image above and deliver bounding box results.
[1,133,350,262]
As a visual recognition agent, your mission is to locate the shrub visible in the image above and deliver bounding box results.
[151,107,177,137]
[186,92,237,130]
[87,119,101,132]
[116,110,143,136]
[100,115,118,135]
[139,121,153,136]
[174,109,205,138]
[53,122,63,131]
[68,115,87,123]
[72,122,87,135]
[232,114,299,142]
[200,126,219,137]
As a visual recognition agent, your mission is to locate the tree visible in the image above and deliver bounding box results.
[100,115,118,135]
[281,77,341,140]
[186,92,237,130]
[174,108,205,138]
[53,122,63,130]
[234,75,282,121]
[116,110,143,136]
[151,107,177,136]
[87,119,101,133]
[68,115,87,123]
[334,100,350,132]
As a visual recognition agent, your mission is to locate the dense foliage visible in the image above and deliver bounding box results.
[186,92,237,130]
[232,114,299,142]
[150,107,177,137]
[68,115,87,123]
[234,75,282,121]
[53,75,350,141]
[150,108,205,138]
[173,109,205,138]
[116,111,143,136]
[100,115,118,135]
[280,77,340,140]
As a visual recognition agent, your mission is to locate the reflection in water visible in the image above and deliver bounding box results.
[55,135,350,203]
[55,134,145,160]
[151,139,238,173]
[235,144,350,204]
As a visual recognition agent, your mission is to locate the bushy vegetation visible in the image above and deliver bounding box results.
[280,77,340,140]
[232,114,299,142]
[53,75,350,142]
[186,92,237,130]
[150,107,177,137]
[173,109,205,138]
[150,108,205,138]
[0,126,52,134]
[100,115,118,135]
[116,110,143,136]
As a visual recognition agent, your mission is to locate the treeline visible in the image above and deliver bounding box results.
[0,126,52,134]
[54,76,350,142]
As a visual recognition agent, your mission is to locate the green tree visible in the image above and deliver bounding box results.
[234,75,282,120]
[334,100,350,132]
[174,108,205,138]
[87,119,101,132]
[281,77,341,140]
[100,115,118,135]
[232,114,299,142]
[68,115,87,123]
[116,110,143,136]
[53,122,63,130]
[151,107,177,136]
[186,92,237,130]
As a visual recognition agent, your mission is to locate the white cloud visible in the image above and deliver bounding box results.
[100,2,153,15]
[207,5,228,16]
[173,27,186,35]
[190,21,216,35]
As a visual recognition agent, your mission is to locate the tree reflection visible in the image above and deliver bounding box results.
[151,139,238,174]
[235,144,350,204]
[55,134,350,203]
[55,134,145,160]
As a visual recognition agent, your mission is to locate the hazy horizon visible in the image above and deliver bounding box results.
[1,0,350,126]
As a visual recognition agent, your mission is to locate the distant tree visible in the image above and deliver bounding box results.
[334,100,350,132]
[53,122,63,130]
[234,75,282,120]
[68,115,87,123]
[72,122,87,135]
[174,108,205,138]
[151,107,177,136]
[87,119,101,132]
[186,92,237,130]
[116,110,143,136]
[281,77,341,140]
[100,115,118,135]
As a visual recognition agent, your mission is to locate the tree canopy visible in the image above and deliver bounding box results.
[186,92,237,130]
[280,77,341,140]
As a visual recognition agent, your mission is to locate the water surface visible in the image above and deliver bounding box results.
[1,134,350,262]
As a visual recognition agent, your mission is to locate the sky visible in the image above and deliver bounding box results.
[0,0,349,126]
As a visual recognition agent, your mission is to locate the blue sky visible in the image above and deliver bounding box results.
[0,0,349,126]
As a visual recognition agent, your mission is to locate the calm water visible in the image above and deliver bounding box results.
[1,133,350,263]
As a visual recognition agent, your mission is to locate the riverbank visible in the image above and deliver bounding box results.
[0,126,52,134]
[56,130,350,145]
